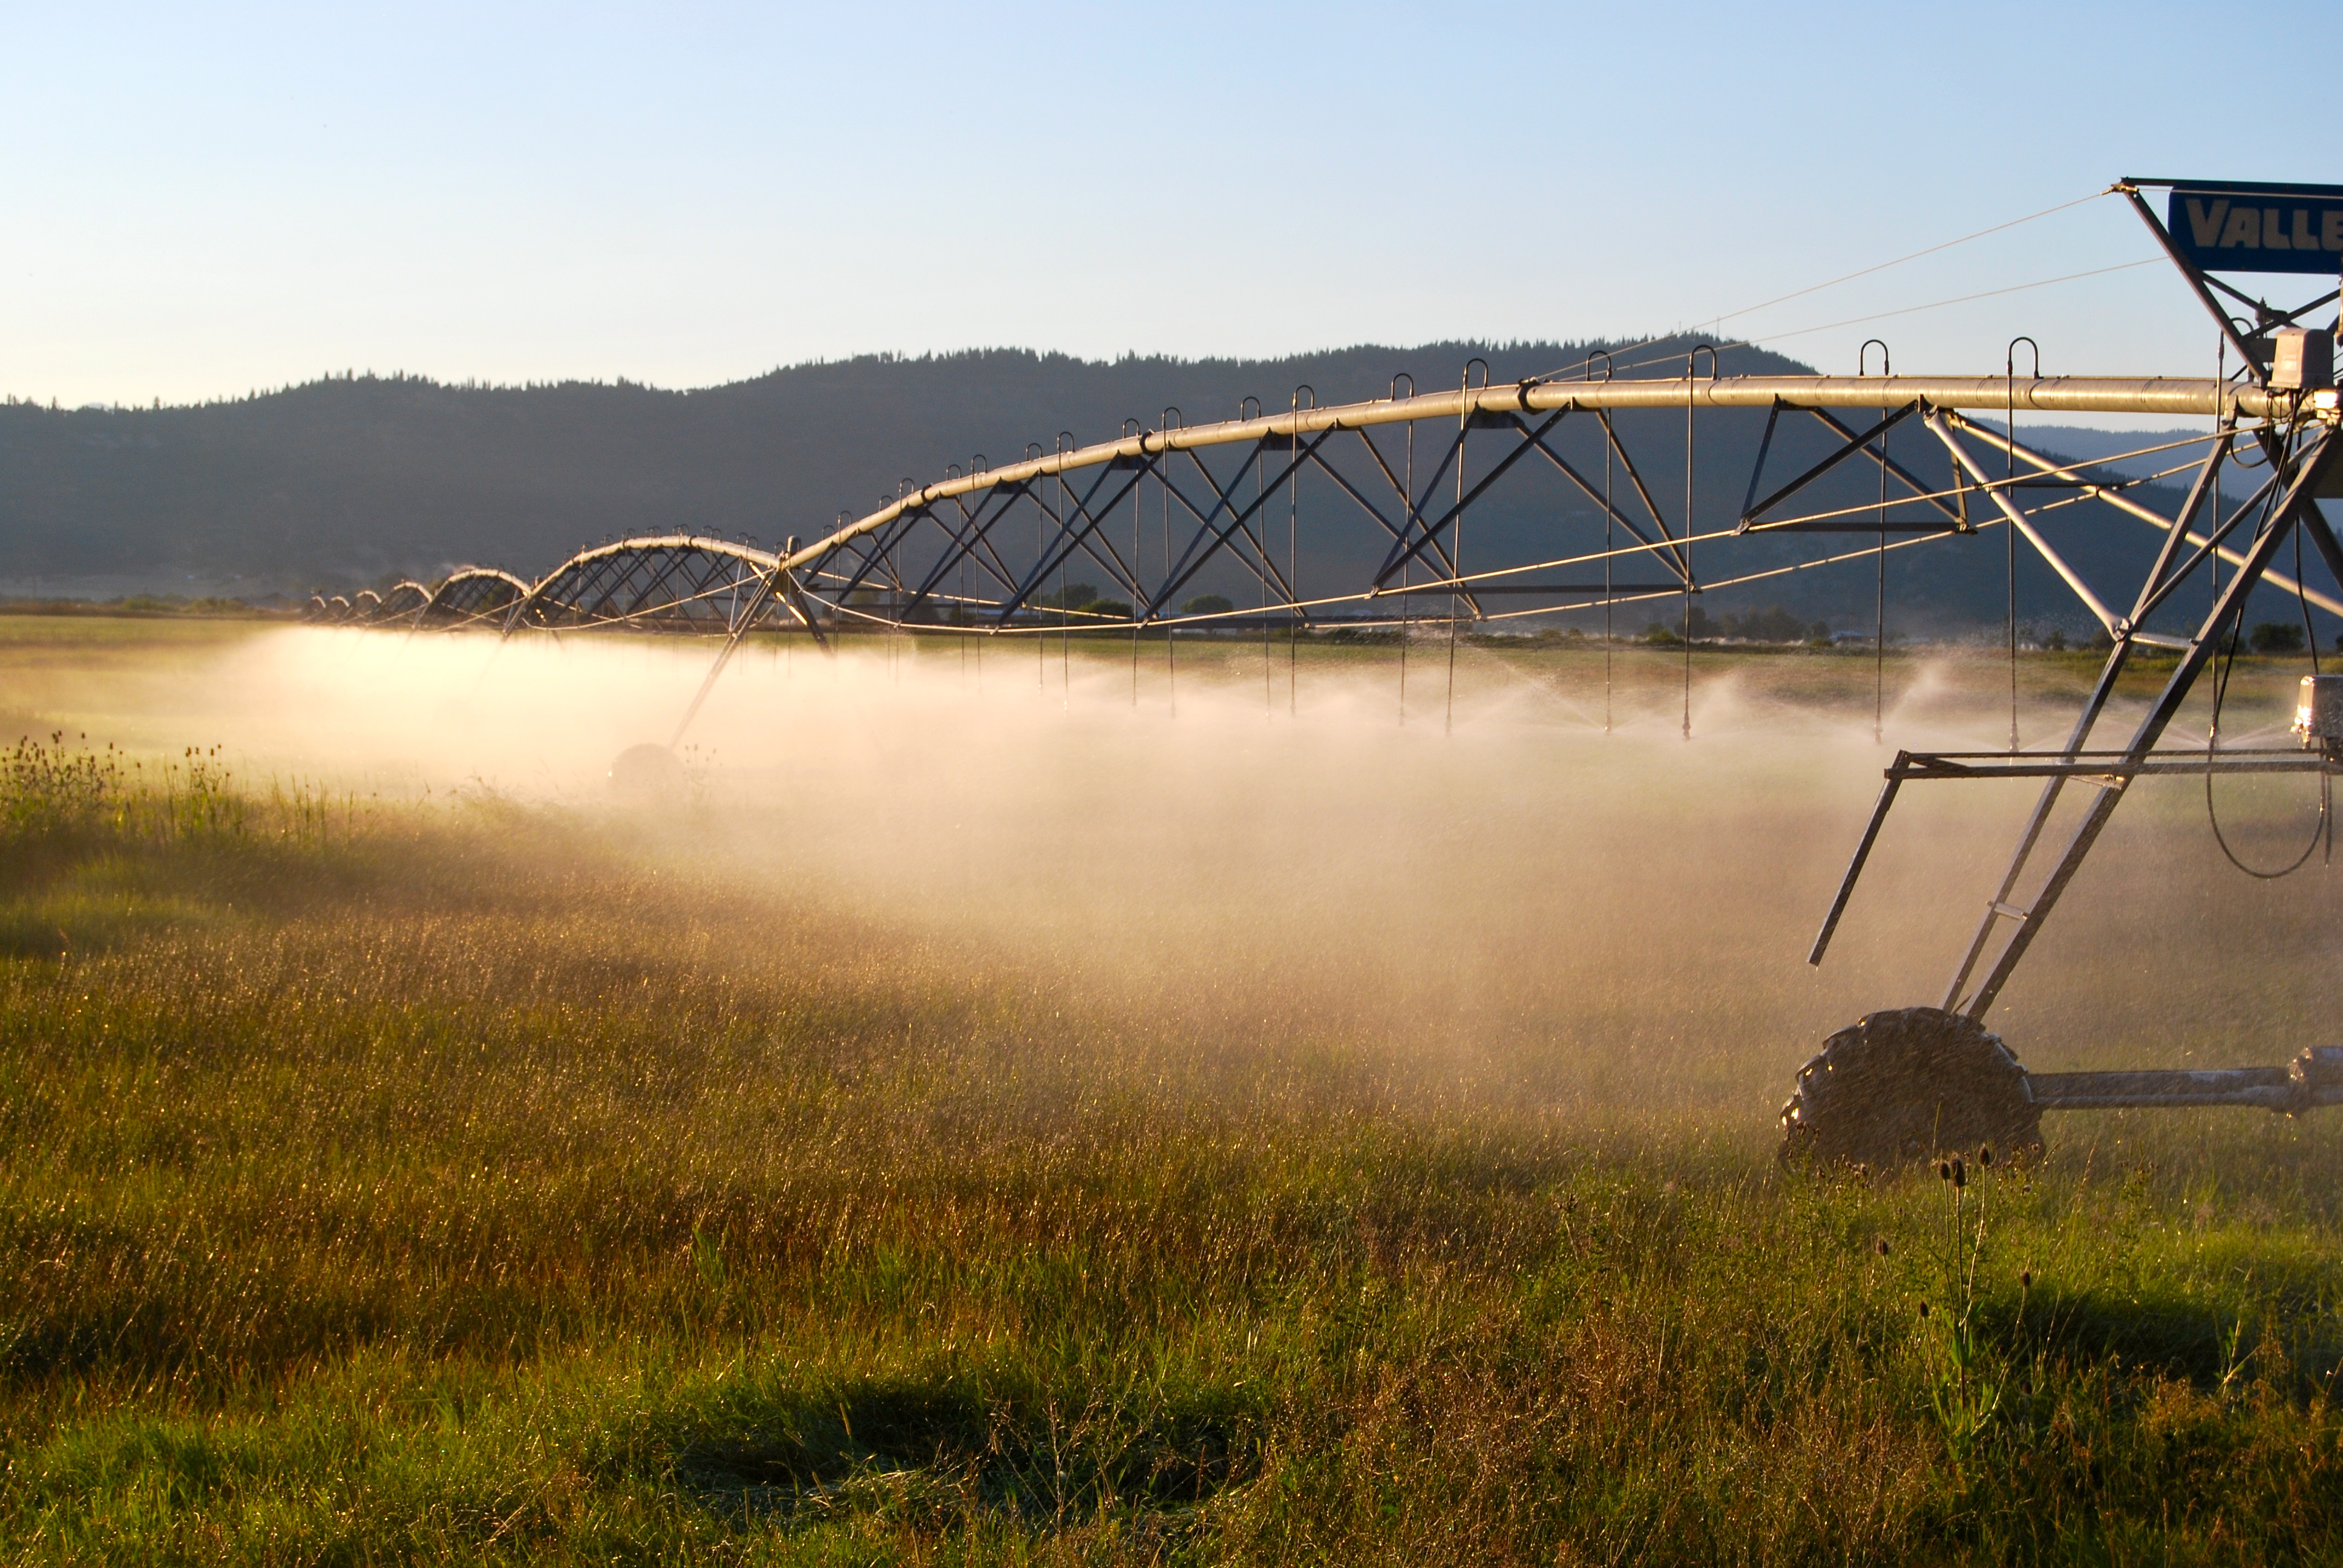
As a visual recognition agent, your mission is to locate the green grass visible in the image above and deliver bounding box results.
[2,693,2342,1563]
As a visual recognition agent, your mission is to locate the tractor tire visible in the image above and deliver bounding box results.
[1779,1006,2042,1174]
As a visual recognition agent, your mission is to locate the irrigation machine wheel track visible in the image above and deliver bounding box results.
[1779,1006,2043,1174]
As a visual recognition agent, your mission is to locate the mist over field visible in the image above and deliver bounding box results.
[12,619,2336,1099]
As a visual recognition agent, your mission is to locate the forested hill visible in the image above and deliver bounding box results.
[0,338,1752,594]
[0,339,2275,636]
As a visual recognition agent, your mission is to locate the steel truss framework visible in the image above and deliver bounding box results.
[320,371,2314,639]
[313,178,2343,1020]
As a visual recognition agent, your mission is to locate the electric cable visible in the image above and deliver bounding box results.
[1536,257,2160,387]
[2204,422,2329,878]
[1530,189,2113,383]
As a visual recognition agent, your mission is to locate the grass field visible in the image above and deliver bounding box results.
[4,618,2342,1563]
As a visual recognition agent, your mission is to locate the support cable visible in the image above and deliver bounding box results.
[1058,440,1071,708]
[924,509,2010,636]
[1038,479,1052,686]
[972,464,984,691]
[1398,374,1414,725]
[1162,420,1176,717]
[1745,436,2224,532]
[1290,387,1308,716]
[2005,340,2040,753]
[1535,255,2157,387]
[1528,189,2110,382]
[1604,390,1614,734]
[1864,338,1891,744]
[955,474,969,688]
[1876,451,1888,745]
[1259,439,1270,717]
[1448,364,1481,736]
[1874,419,1893,745]
[1683,349,1715,740]
[1132,437,1142,708]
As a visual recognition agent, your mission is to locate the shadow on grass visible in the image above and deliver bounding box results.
[0,888,232,958]
[672,1373,1260,1528]
[1982,1276,2343,1394]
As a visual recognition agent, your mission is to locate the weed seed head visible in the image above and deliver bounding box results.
[1874,1238,1890,1257]
[1938,1161,1951,1182]
[1951,1158,1966,1189]
[1979,1145,1993,1168]
[1918,1300,1930,1319]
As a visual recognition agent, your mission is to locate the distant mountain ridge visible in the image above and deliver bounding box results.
[0,341,2310,636]
[0,338,1788,595]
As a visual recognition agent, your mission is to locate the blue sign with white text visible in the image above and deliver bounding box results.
[2166,182,2343,275]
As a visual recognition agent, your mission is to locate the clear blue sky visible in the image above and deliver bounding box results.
[5,1,2336,413]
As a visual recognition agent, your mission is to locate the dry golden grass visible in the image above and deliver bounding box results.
[0,623,2339,1563]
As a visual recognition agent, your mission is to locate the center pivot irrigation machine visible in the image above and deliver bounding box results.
[323,178,2343,1168]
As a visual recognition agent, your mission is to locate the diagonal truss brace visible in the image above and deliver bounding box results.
[1928,413,2122,633]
